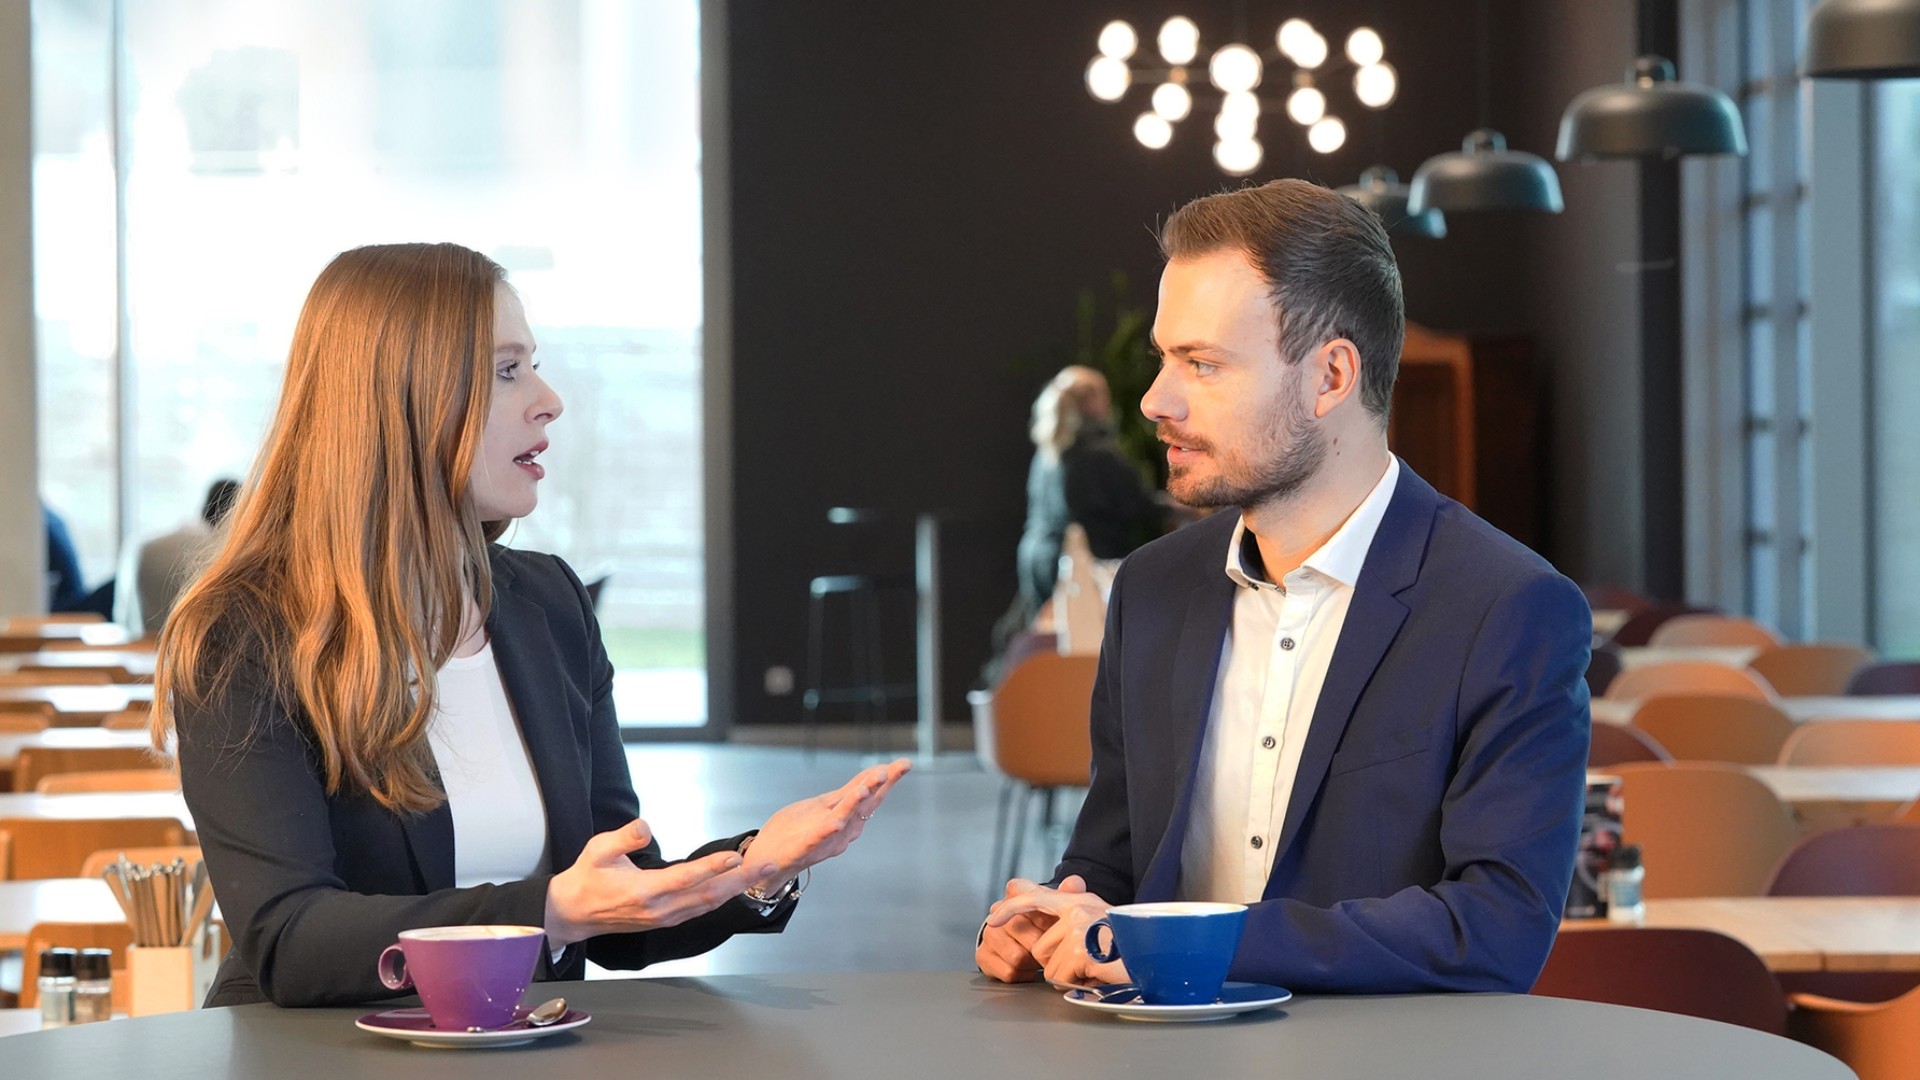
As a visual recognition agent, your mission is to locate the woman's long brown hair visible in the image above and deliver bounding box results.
[153,243,507,814]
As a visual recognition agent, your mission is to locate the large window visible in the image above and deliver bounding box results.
[33,0,708,729]
[1870,82,1920,654]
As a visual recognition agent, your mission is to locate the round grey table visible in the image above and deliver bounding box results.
[2,972,1852,1079]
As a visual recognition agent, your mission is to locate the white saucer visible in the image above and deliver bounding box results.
[1062,982,1292,1022]
[355,1006,591,1048]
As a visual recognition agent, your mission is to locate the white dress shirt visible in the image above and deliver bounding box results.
[427,642,551,889]
[1179,457,1400,904]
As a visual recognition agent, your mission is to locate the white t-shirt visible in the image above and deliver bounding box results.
[426,642,551,888]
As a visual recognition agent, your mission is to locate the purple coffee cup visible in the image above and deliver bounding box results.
[376,925,545,1032]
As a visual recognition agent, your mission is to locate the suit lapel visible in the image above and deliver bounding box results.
[1137,570,1238,901]
[1265,466,1438,882]
[398,791,456,892]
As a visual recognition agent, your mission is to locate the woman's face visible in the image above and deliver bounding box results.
[471,283,563,522]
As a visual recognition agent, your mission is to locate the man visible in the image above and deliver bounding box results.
[977,180,1590,994]
[114,478,240,635]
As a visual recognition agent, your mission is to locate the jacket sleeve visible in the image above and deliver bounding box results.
[1048,558,1139,905]
[1225,571,1592,993]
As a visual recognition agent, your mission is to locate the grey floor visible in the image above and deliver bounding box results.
[597,739,1083,980]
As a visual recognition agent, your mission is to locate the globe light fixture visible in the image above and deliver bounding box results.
[1214,137,1263,175]
[1346,28,1385,66]
[1134,112,1174,149]
[1085,55,1131,102]
[1158,16,1201,65]
[1152,82,1194,121]
[1308,116,1347,154]
[1286,85,1327,125]
[1098,21,1139,60]
[1355,62,1398,108]
[1209,44,1264,93]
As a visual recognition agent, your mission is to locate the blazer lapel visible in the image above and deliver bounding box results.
[1137,572,1238,902]
[398,793,456,892]
[1266,465,1438,882]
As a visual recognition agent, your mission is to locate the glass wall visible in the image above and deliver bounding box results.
[33,0,707,728]
[1871,81,1920,655]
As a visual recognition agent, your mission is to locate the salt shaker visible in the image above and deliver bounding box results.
[37,948,78,1028]
[73,949,114,1024]
[1605,844,1646,925]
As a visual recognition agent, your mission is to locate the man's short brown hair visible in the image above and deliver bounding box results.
[1159,179,1405,421]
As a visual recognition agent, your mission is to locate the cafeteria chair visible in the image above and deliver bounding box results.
[1532,927,1787,1036]
[1789,983,1920,1080]
[3,615,104,631]
[0,669,115,687]
[1607,603,1719,647]
[1588,721,1671,767]
[79,844,203,879]
[1585,645,1623,698]
[969,652,1096,903]
[17,661,138,684]
[1605,661,1776,703]
[38,768,181,794]
[1845,660,1920,696]
[1580,584,1648,615]
[1747,644,1876,697]
[1609,762,1799,897]
[13,746,165,792]
[1628,694,1796,766]
[18,922,133,1011]
[0,711,50,733]
[1648,614,1786,649]
[102,706,152,730]
[0,817,188,879]
[1778,720,1920,767]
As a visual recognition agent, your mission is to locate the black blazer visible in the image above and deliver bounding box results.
[177,546,789,1008]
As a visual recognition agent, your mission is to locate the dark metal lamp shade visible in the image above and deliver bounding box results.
[1804,0,1920,78]
[1337,167,1447,238]
[1407,129,1564,215]
[1556,57,1748,160]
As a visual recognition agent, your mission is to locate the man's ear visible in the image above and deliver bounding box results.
[1311,338,1363,419]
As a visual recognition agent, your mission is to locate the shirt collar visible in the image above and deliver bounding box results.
[1222,456,1401,591]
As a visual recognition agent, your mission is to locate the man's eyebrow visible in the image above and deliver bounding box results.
[1150,338,1231,357]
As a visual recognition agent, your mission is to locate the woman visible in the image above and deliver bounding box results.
[155,243,909,1008]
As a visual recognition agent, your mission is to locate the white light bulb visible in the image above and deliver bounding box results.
[1293,30,1329,69]
[1214,138,1263,176]
[1098,20,1138,60]
[1220,90,1261,125]
[1354,62,1397,108]
[1346,27,1385,67]
[1286,86,1326,126]
[1151,82,1193,122]
[1208,44,1263,93]
[1134,112,1174,149]
[1276,18,1315,59]
[1158,16,1200,65]
[1308,116,1347,154]
[1086,56,1131,103]
[1214,107,1258,142]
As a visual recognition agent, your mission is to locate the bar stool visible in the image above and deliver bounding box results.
[803,509,917,755]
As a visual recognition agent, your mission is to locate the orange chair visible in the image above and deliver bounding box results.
[1790,983,1920,1080]
[1628,695,1796,765]
[1589,721,1671,767]
[1779,720,1920,766]
[0,817,188,879]
[1648,614,1786,648]
[969,653,1096,900]
[18,922,133,1010]
[79,844,202,878]
[37,768,181,794]
[101,708,154,731]
[1609,762,1799,897]
[1605,661,1776,703]
[0,711,49,733]
[12,746,164,792]
[1846,661,1920,696]
[1609,603,1719,647]
[1747,644,1875,697]
[4,615,104,630]
[1533,927,1787,1035]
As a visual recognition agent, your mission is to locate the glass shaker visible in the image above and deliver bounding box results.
[37,948,78,1028]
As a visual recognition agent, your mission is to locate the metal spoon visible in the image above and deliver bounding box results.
[525,997,568,1027]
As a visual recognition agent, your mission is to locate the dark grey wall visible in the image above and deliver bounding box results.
[721,0,1648,727]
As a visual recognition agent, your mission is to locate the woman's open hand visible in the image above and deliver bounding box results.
[739,759,912,893]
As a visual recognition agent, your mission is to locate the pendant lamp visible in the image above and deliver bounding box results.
[1408,129,1563,214]
[1556,56,1747,160]
[1337,166,1446,238]
[1804,0,1920,78]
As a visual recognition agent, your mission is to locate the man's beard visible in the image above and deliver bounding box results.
[1161,372,1327,511]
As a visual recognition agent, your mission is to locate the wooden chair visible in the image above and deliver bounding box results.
[1779,720,1920,766]
[1846,661,1920,696]
[16,662,136,684]
[1605,661,1776,703]
[1580,584,1648,615]
[1588,721,1671,767]
[1648,614,1786,648]
[1789,983,1920,1080]
[38,768,181,794]
[0,711,50,732]
[1585,645,1623,698]
[0,817,188,879]
[1609,762,1800,898]
[79,844,202,879]
[1747,644,1875,697]
[0,669,116,688]
[4,615,104,630]
[18,922,134,1010]
[101,707,154,731]
[1628,694,1796,765]
[1608,603,1718,647]
[13,746,164,792]
[1766,821,1920,1006]
[968,652,1096,902]
[1533,927,1787,1035]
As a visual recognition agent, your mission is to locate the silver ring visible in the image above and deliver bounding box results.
[859,811,873,821]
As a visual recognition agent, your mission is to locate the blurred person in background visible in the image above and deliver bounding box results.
[115,477,242,636]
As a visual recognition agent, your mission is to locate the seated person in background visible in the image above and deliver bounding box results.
[44,502,113,617]
[115,478,241,635]
[978,179,1590,994]
[155,242,910,1008]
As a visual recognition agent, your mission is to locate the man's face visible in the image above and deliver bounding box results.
[1142,249,1325,510]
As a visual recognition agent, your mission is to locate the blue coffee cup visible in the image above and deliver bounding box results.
[1083,901,1248,1005]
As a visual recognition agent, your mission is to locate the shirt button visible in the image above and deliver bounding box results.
[1261,735,1277,750]
[1250,836,1264,850]
[1280,638,1295,651]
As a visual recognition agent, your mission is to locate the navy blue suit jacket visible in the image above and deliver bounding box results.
[1053,464,1591,993]
[178,547,789,1008]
